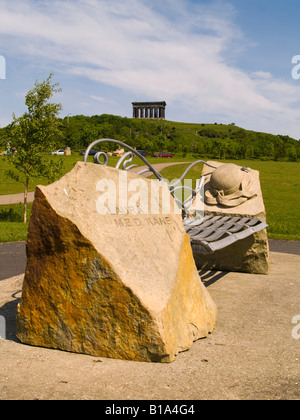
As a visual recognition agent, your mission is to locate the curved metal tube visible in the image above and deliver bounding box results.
[83,139,218,217]
[171,175,206,217]
[83,139,164,181]
[168,160,217,189]
[137,168,154,176]
[115,151,137,171]
[93,151,109,165]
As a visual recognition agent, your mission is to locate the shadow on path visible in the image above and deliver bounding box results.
[199,270,229,287]
[0,290,21,342]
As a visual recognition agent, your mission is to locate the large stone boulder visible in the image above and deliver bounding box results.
[17,162,217,363]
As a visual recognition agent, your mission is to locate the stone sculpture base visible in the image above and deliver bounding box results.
[194,162,269,275]
[193,229,269,275]
[17,163,217,363]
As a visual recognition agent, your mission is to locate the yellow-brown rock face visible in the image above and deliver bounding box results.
[17,162,217,362]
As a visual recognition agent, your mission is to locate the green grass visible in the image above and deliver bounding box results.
[0,203,32,242]
[0,156,299,242]
[0,155,81,195]
[0,222,29,242]
[251,161,300,240]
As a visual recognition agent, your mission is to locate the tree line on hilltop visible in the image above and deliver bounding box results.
[60,114,299,161]
[1,111,300,162]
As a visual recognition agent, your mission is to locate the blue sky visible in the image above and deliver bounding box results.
[1,0,300,139]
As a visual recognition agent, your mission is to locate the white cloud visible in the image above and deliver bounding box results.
[90,95,117,104]
[0,0,300,137]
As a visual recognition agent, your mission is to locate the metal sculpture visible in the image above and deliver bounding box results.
[83,139,268,254]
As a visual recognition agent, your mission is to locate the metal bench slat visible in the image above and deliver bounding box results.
[184,215,268,254]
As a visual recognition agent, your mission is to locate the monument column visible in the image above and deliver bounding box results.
[132,102,167,120]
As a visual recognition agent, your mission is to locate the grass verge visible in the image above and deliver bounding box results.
[0,222,29,242]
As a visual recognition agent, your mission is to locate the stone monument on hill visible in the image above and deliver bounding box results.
[132,101,166,119]
[17,162,217,363]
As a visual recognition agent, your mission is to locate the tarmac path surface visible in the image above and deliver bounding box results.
[0,242,27,281]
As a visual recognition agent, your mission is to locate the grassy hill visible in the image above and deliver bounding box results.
[1,114,299,161]
[60,114,300,161]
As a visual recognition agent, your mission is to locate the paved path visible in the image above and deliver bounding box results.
[0,242,27,281]
[268,239,300,256]
[130,161,190,176]
[0,192,35,205]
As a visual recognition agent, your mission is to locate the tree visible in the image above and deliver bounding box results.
[0,124,13,151]
[9,73,63,222]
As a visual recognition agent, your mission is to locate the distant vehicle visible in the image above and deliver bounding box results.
[136,150,147,157]
[6,147,17,156]
[79,149,100,156]
[151,152,174,158]
[50,149,65,155]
